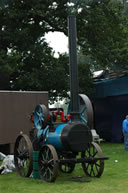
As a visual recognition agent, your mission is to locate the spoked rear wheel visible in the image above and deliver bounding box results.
[67,94,93,129]
[78,94,93,129]
[81,142,104,177]
[14,134,33,177]
[59,153,75,173]
[38,145,59,182]
[34,104,48,130]
[59,161,75,173]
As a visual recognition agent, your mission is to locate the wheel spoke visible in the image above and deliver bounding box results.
[48,167,53,176]
[43,169,47,178]
[80,105,86,113]
[48,158,53,164]
[81,115,87,124]
[95,162,100,167]
[92,147,97,157]
[42,153,46,161]
[36,119,40,124]
[86,163,90,170]
[95,163,100,174]
[92,165,96,176]
[93,150,97,157]
[90,165,94,176]
[41,116,44,121]
[46,148,50,160]
[87,146,91,157]
[36,112,40,117]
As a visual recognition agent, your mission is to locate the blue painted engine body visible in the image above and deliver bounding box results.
[34,105,92,153]
[36,121,92,153]
[37,123,67,150]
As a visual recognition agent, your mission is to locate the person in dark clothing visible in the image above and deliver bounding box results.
[122,115,128,150]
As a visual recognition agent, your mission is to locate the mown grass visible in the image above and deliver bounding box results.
[0,143,128,193]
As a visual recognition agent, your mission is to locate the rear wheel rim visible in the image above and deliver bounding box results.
[14,134,33,177]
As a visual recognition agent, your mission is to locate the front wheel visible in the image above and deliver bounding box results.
[81,142,104,177]
[38,144,59,182]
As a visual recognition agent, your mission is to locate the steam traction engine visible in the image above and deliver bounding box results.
[14,16,108,182]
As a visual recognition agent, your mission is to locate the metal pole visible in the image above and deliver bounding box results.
[68,15,80,121]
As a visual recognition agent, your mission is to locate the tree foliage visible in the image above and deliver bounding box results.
[77,0,128,71]
[0,0,128,102]
[0,0,70,102]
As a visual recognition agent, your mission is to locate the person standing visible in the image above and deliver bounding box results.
[122,115,128,150]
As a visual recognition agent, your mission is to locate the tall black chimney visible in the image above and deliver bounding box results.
[68,15,80,121]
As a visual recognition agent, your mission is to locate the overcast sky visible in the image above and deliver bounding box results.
[45,32,68,57]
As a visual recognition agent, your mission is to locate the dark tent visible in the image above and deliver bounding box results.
[92,74,128,143]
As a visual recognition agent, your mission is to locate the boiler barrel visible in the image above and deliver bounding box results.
[46,122,92,152]
[46,124,67,150]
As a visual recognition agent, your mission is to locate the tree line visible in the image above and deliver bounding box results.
[0,0,128,102]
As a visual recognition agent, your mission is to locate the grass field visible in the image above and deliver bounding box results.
[0,143,128,193]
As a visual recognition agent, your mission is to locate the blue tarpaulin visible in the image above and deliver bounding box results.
[94,76,128,98]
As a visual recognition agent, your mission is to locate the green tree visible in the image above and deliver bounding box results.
[0,0,128,103]
[0,0,69,102]
[77,0,128,71]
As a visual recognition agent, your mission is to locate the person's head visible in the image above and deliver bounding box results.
[126,115,128,120]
